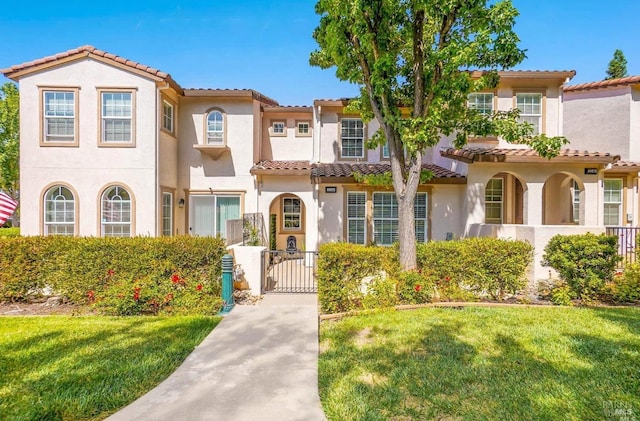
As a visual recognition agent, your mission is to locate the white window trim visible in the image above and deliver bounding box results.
[485,178,504,224]
[162,100,174,134]
[40,87,79,146]
[515,92,543,135]
[282,197,302,231]
[98,89,136,146]
[295,120,312,137]
[44,185,75,236]
[162,191,173,236]
[346,191,366,244]
[206,110,225,145]
[340,117,365,159]
[604,179,623,226]
[270,121,287,137]
[101,185,133,237]
[467,92,494,116]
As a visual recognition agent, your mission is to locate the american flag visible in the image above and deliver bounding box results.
[0,191,18,226]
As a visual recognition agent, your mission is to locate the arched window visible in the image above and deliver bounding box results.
[101,185,132,237]
[44,185,75,236]
[206,110,224,144]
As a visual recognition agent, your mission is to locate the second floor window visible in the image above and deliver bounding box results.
[272,121,286,135]
[101,92,133,143]
[207,111,224,144]
[468,93,494,116]
[341,118,364,158]
[162,100,174,133]
[516,93,542,135]
[44,91,76,143]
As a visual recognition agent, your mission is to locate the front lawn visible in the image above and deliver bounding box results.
[320,307,640,420]
[0,316,219,420]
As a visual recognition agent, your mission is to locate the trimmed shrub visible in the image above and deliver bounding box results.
[418,238,533,300]
[0,227,20,238]
[542,233,620,300]
[317,242,398,313]
[604,266,640,303]
[0,236,226,315]
[317,237,533,313]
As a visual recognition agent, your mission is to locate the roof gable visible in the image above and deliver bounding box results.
[1,45,183,93]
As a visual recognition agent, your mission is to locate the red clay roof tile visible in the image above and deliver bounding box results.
[440,147,619,164]
[564,75,640,93]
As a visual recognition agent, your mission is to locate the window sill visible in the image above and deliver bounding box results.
[98,142,136,148]
[40,141,79,147]
[194,144,230,159]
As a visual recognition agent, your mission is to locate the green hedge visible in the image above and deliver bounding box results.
[317,238,534,314]
[542,233,620,300]
[0,227,19,237]
[0,236,226,315]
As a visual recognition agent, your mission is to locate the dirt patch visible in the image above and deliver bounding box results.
[0,299,90,316]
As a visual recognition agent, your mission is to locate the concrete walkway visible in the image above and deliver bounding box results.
[107,294,326,421]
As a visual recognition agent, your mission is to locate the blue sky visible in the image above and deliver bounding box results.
[1,0,638,105]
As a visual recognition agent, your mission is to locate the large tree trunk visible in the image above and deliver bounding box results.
[397,191,417,270]
[385,126,421,270]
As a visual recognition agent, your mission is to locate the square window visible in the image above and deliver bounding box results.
[272,121,286,135]
[468,93,494,116]
[296,121,311,136]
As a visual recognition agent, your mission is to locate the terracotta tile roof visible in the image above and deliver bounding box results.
[440,147,619,164]
[250,160,313,175]
[1,45,182,92]
[468,70,576,80]
[263,105,313,112]
[182,88,278,106]
[564,75,640,93]
[612,161,640,168]
[311,162,465,183]
[608,161,640,172]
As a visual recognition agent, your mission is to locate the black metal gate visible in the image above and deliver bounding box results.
[606,227,640,268]
[261,250,318,293]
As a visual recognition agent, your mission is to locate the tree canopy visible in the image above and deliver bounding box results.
[605,49,628,80]
[0,82,19,200]
[310,0,567,269]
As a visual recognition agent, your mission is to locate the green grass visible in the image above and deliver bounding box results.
[0,315,219,420]
[319,307,640,420]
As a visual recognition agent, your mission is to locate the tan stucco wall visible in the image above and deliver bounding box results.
[430,184,466,240]
[261,111,314,161]
[256,175,317,252]
[316,107,383,163]
[177,97,260,234]
[19,58,160,236]
[564,88,632,159]
[464,163,601,229]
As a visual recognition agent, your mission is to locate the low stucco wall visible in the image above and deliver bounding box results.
[466,224,606,291]
[229,245,266,295]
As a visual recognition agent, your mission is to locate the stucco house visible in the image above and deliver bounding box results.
[1,46,628,288]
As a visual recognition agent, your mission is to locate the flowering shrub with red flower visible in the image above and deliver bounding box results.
[396,270,433,305]
[92,273,222,316]
[0,236,226,305]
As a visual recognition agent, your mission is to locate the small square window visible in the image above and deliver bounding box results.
[296,121,311,136]
[272,122,286,135]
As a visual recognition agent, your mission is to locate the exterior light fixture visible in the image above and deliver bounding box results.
[178,198,185,208]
